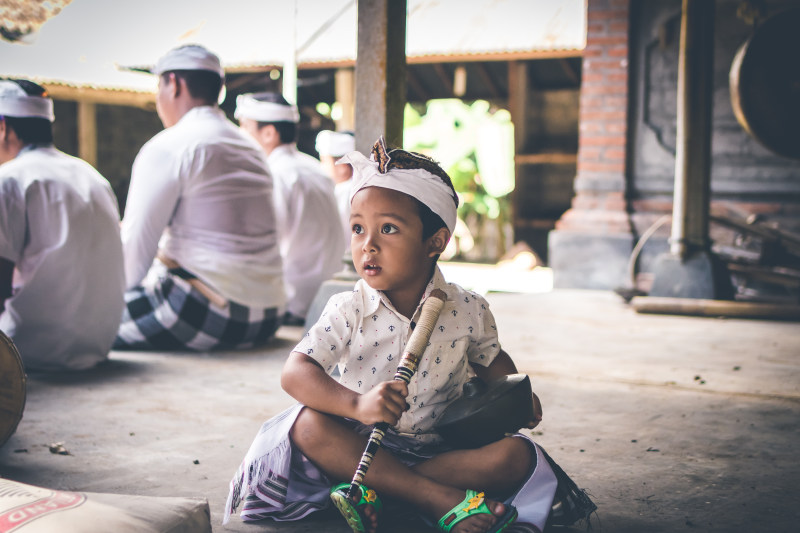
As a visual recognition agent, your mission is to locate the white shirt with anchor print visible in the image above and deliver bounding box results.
[295,267,501,445]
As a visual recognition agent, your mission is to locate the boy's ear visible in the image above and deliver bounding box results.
[426,227,451,257]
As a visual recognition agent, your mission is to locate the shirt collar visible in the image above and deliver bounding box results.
[17,143,54,158]
[177,105,222,125]
[358,266,447,321]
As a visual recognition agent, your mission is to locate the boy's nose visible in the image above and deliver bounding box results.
[362,233,378,252]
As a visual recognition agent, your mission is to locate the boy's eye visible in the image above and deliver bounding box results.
[381,224,398,234]
[352,224,363,235]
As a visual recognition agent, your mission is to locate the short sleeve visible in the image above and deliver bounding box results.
[0,177,26,263]
[465,292,501,367]
[294,291,355,375]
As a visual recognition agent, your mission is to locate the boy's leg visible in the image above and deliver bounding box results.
[290,407,513,533]
[411,436,534,496]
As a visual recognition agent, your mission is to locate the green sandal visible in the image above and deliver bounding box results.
[437,490,518,533]
[330,482,383,533]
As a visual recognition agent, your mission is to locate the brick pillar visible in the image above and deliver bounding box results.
[548,0,634,289]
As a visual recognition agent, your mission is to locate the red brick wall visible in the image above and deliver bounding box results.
[555,0,631,234]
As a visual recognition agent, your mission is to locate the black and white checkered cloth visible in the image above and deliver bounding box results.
[114,273,281,351]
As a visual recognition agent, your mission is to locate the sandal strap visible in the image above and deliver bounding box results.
[437,489,492,532]
[330,483,383,533]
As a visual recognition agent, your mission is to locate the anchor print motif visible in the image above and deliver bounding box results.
[388,325,395,332]
[325,326,331,332]
[451,309,458,317]
[357,355,363,360]
[387,354,393,361]
[450,340,456,349]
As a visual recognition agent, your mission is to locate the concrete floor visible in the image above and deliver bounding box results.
[1,287,798,532]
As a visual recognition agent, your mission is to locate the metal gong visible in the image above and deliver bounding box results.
[729,7,800,160]
[0,330,26,448]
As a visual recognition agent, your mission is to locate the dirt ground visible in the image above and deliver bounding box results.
[1,287,798,532]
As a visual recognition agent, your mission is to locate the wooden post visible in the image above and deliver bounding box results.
[354,0,407,152]
[508,60,529,239]
[77,101,97,168]
[335,67,355,132]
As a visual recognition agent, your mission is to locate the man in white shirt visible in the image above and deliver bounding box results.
[315,129,355,252]
[114,45,285,351]
[0,79,125,371]
[235,93,344,326]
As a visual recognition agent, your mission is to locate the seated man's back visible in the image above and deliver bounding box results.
[114,45,285,351]
[0,79,125,371]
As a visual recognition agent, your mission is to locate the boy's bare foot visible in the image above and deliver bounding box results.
[434,491,512,533]
[359,501,380,533]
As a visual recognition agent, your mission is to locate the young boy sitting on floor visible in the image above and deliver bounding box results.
[225,137,560,533]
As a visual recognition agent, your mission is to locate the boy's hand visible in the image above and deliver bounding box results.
[526,392,543,429]
[355,380,409,426]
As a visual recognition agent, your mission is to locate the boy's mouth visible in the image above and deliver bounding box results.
[362,262,381,275]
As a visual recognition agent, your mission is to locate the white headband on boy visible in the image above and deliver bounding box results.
[234,94,299,123]
[339,150,457,234]
[0,81,54,122]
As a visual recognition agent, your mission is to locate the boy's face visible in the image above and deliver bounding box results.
[350,186,448,306]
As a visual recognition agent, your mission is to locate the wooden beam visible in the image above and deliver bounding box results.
[45,85,155,110]
[507,61,528,153]
[508,60,529,236]
[515,152,577,165]
[558,58,580,85]
[432,63,453,96]
[406,67,429,102]
[77,101,97,167]
[334,67,355,131]
[225,72,265,91]
[474,62,501,99]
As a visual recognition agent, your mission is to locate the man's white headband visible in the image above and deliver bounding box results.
[153,45,224,78]
[234,94,299,123]
[316,130,355,157]
[339,149,458,234]
[0,81,54,122]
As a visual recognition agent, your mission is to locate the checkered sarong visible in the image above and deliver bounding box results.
[113,271,281,351]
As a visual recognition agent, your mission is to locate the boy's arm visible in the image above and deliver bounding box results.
[281,351,410,426]
[469,349,543,428]
[470,349,517,381]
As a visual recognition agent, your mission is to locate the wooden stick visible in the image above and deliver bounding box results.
[344,288,447,499]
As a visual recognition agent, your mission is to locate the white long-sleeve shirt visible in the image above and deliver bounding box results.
[0,145,125,370]
[269,144,345,317]
[121,106,285,309]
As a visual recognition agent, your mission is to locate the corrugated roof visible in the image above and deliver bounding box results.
[0,0,585,93]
